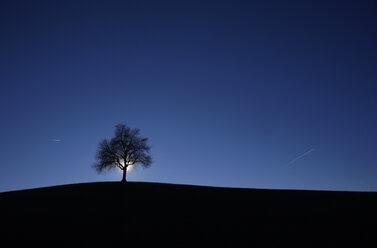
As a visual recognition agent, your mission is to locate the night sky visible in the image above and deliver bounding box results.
[1,0,377,192]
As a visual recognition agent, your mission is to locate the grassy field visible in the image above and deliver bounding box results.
[1,182,376,246]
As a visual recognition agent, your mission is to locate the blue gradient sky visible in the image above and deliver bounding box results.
[1,0,377,192]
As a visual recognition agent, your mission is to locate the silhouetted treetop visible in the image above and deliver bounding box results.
[93,124,152,182]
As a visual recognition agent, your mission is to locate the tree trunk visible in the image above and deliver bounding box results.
[121,168,127,183]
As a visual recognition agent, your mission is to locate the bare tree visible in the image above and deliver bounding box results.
[93,124,152,183]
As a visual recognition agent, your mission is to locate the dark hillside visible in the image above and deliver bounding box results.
[1,182,377,246]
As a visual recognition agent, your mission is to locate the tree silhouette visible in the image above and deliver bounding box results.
[93,124,152,183]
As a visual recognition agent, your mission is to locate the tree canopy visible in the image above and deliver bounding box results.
[93,124,152,182]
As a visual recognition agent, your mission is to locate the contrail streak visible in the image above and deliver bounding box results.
[51,139,61,142]
[288,148,315,165]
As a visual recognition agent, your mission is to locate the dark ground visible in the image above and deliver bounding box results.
[1,182,377,247]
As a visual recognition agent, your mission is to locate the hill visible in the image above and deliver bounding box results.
[1,182,377,246]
